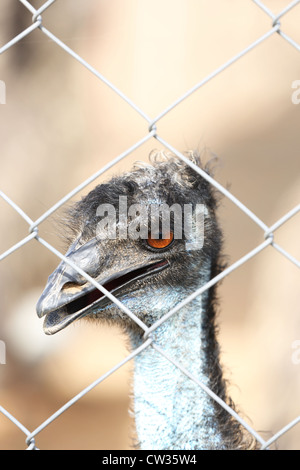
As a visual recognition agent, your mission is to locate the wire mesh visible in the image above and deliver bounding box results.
[0,0,300,450]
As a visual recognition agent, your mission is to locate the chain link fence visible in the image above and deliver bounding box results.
[0,0,300,450]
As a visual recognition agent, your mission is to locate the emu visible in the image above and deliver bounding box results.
[36,152,256,450]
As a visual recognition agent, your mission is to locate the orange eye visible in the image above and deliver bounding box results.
[147,232,174,250]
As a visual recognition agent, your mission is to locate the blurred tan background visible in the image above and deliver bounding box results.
[0,0,299,449]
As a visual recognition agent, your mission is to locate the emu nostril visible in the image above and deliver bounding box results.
[62,281,87,294]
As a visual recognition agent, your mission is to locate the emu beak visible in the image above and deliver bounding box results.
[36,238,101,335]
[36,238,169,335]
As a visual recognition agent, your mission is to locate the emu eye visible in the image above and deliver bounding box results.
[147,231,174,250]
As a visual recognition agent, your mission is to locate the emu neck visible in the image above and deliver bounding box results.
[130,296,225,450]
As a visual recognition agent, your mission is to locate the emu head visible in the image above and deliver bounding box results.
[36,154,221,336]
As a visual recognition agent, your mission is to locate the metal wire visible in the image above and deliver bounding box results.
[0,0,299,451]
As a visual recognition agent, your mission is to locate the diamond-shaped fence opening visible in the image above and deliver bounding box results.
[0,0,299,450]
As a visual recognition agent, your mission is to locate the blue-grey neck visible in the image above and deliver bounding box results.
[130,295,226,450]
